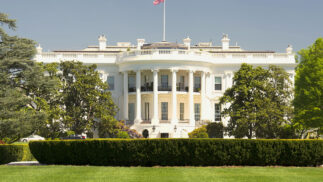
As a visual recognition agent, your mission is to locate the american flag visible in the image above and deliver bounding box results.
[153,0,164,5]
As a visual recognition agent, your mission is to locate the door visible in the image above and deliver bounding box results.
[144,102,150,121]
[161,102,168,120]
[128,103,135,122]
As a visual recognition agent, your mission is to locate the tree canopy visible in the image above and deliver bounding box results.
[0,13,49,143]
[220,63,294,139]
[294,38,323,135]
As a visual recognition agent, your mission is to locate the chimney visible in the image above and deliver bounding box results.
[286,45,293,54]
[98,35,107,50]
[36,44,42,54]
[137,39,145,50]
[183,36,191,50]
[221,34,230,50]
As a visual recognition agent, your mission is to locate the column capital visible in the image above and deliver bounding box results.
[170,68,179,73]
[224,71,233,76]
[189,69,196,73]
[151,68,159,73]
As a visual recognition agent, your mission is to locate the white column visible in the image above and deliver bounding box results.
[151,69,159,125]
[123,71,128,120]
[135,70,142,123]
[228,73,233,88]
[171,69,178,124]
[201,71,206,121]
[189,70,195,126]
[225,72,233,89]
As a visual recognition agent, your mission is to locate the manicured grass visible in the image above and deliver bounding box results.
[0,166,322,182]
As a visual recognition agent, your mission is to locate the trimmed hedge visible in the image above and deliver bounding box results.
[0,144,35,164]
[29,139,323,166]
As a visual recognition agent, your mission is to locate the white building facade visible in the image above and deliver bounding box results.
[35,35,296,138]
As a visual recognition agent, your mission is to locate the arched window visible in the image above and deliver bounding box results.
[142,129,149,138]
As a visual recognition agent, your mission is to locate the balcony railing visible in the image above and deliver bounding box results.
[158,86,172,91]
[37,49,294,65]
[128,87,136,93]
[141,86,153,92]
[177,86,188,92]
[130,85,200,93]
[141,82,153,92]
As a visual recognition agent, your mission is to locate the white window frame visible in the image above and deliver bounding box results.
[214,75,223,92]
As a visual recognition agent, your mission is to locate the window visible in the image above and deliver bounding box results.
[128,75,135,91]
[107,76,115,90]
[178,76,185,91]
[144,75,149,84]
[194,103,200,121]
[194,76,201,91]
[214,76,222,90]
[215,104,221,121]
[161,75,168,88]
[161,102,168,120]
[144,102,150,121]
[180,103,184,121]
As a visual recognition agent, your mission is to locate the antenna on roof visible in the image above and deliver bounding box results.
[236,42,238,46]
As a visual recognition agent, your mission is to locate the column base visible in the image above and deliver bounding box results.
[134,118,142,124]
[151,118,159,125]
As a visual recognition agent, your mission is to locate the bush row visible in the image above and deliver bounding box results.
[29,139,323,166]
[0,144,35,164]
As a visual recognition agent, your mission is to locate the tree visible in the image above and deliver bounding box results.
[255,65,294,138]
[188,126,209,138]
[220,63,294,139]
[58,61,118,135]
[36,63,65,138]
[0,13,48,143]
[294,38,323,136]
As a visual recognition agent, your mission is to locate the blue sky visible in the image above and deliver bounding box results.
[0,0,322,52]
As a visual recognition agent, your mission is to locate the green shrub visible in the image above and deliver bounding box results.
[29,139,323,166]
[206,122,224,138]
[0,144,35,164]
[116,131,130,138]
[188,127,209,138]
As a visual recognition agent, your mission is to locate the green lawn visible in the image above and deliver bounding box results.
[0,166,322,182]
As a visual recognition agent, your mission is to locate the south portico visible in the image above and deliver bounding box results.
[120,66,210,138]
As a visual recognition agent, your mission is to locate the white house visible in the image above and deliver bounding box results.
[35,34,296,138]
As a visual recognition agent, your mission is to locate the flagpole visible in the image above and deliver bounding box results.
[163,0,166,41]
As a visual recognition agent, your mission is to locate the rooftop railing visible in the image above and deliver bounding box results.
[37,49,294,63]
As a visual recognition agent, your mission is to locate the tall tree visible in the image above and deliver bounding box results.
[59,61,118,135]
[294,38,323,135]
[35,63,64,138]
[220,63,294,139]
[0,13,48,143]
